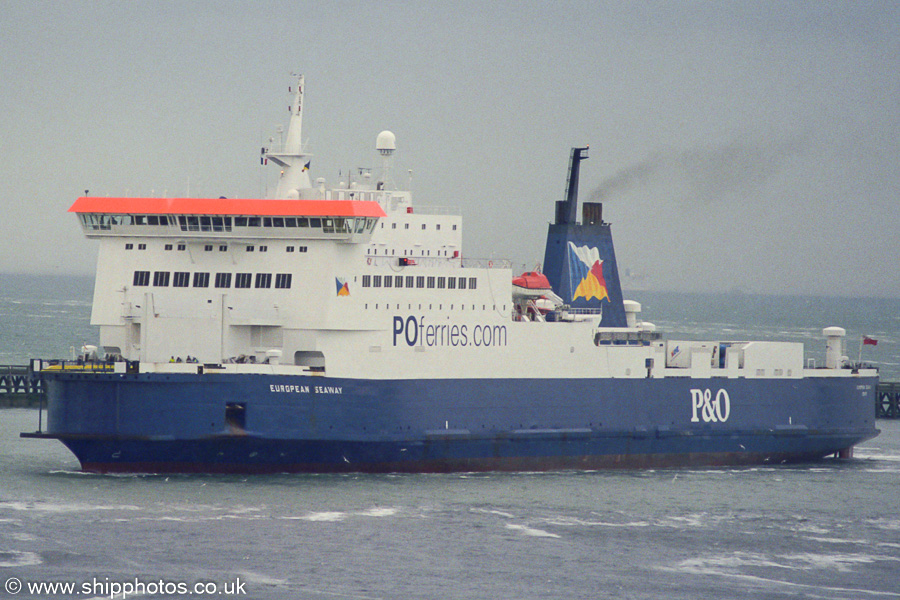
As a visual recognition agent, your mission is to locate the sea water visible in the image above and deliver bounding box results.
[1,274,899,599]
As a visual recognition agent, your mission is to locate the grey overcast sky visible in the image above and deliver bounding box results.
[1,0,898,296]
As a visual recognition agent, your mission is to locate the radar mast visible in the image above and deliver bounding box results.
[265,74,313,199]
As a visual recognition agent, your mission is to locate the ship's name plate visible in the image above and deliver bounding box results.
[269,384,343,395]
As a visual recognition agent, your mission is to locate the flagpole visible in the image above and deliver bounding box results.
[858,336,863,366]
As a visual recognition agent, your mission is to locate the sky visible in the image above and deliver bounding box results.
[1,0,898,297]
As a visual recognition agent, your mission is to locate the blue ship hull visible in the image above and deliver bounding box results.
[29,370,879,473]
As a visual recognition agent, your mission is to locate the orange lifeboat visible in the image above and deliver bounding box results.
[512,271,552,291]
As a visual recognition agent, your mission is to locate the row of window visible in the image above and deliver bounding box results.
[368,248,456,257]
[361,275,477,290]
[133,270,292,289]
[83,214,377,234]
[365,303,505,312]
[384,222,457,231]
[124,243,308,253]
[175,215,374,234]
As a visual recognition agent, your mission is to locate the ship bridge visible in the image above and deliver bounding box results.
[71,197,386,243]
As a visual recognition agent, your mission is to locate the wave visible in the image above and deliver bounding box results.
[281,507,400,522]
[0,501,141,513]
[662,551,900,597]
[542,515,650,528]
[505,523,561,538]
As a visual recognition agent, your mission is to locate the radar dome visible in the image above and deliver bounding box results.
[376,130,396,155]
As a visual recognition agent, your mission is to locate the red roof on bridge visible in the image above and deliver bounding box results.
[68,197,386,218]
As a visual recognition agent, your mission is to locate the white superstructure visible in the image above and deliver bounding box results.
[69,75,868,387]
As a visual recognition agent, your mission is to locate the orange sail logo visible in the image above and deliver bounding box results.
[567,242,609,302]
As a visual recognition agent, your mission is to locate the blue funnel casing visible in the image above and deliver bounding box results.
[541,147,627,327]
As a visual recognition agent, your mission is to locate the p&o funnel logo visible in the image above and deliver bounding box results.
[567,242,609,302]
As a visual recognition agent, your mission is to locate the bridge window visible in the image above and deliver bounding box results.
[458,277,467,289]
[383,276,392,288]
[373,275,382,288]
[178,216,200,232]
[215,273,232,288]
[437,277,446,289]
[448,277,456,290]
[469,277,477,289]
[427,276,435,289]
[416,276,424,288]
[394,276,403,288]
[285,218,296,227]
[362,275,371,288]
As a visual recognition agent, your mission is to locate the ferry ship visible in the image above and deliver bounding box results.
[22,75,879,473]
